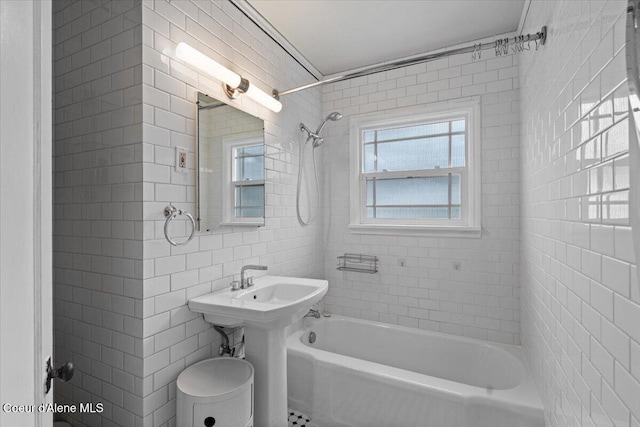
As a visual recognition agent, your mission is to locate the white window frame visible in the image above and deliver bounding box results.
[221,132,265,226]
[349,100,481,237]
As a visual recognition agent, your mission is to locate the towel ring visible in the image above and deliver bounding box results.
[164,204,196,247]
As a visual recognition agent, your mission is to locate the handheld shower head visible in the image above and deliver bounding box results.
[315,111,343,135]
[296,111,342,226]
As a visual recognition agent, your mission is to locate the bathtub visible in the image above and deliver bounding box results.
[287,316,544,427]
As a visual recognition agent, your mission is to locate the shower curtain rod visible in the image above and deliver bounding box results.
[273,26,547,98]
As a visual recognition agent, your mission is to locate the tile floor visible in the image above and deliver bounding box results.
[288,409,318,427]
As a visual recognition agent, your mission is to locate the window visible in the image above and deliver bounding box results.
[349,101,481,237]
[223,135,265,225]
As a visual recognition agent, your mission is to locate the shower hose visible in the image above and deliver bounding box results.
[296,137,319,226]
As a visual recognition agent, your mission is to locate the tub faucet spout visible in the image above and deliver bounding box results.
[305,309,321,318]
[240,265,268,288]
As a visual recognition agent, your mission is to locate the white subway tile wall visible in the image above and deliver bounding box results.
[51,1,640,426]
[520,1,639,426]
[54,0,324,426]
[140,1,323,426]
[322,35,523,344]
[53,0,145,426]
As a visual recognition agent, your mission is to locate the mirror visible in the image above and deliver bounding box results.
[197,92,266,231]
[627,0,640,136]
[625,0,640,281]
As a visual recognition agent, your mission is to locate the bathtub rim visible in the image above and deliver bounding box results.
[287,315,544,417]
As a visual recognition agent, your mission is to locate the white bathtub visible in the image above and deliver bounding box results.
[287,316,544,427]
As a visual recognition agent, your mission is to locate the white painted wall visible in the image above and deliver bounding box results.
[520,1,640,425]
[322,35,523,344]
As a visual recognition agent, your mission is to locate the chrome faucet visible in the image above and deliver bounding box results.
[305,309,321,318]
[240,265,268,289]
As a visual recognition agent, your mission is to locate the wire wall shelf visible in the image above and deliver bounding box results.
[337,253,379,274]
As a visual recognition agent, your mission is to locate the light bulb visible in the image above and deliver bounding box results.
[176,42,282,113]
[244,83,282,113]
[176,42,241,89]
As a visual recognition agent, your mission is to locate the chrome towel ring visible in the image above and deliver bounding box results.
[164,204,196,247]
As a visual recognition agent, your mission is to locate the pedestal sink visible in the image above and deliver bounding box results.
[188,276,328,427]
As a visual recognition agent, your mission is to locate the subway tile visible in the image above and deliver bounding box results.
[53,1,639,426]
[154,289,186,314]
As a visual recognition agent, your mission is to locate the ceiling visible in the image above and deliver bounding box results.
[246,0,527,76]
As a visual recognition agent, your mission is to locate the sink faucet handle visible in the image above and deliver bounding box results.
[230,280,241,291]
[246,275,254,287]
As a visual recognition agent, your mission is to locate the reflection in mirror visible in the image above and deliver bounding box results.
[197,92,265,231]
[625,0,640,281]
[627,0,640,139]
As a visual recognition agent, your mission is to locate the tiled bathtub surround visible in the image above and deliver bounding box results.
[54,0,324,426]
[520,1,639,426]
[322,36,523,344]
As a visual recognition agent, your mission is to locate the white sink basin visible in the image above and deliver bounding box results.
[189,275,328,427]
[188,276,328,328]
[240,283,319,304]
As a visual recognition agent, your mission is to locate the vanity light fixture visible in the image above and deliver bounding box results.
[175,42,282,113]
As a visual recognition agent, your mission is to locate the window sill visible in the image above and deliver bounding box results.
[348,223,482,238]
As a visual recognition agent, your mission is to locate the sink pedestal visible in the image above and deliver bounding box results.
[244,324,287,427]
[187,276,329,427]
